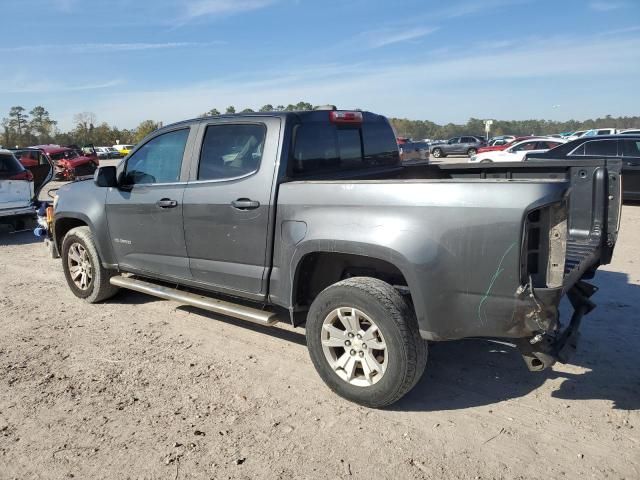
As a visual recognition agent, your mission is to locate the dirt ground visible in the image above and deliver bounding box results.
[0,206,638,480]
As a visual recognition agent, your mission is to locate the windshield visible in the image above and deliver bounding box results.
[49,150,79,161]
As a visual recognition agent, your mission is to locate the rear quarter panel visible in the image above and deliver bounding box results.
[270,179,567,339]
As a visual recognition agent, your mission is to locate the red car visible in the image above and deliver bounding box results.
[476,136,533,154]
[28,145,98,180]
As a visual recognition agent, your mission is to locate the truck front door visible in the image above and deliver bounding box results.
[105,127,194,279]
[182,118,281,299]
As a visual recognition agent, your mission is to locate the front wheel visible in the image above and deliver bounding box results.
[480,159,493,163]
[61,226,119,303]
[432,148,444,158]
[306,277,427,408]
[467,148,477,157]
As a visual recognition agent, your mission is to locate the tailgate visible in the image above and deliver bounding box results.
[434,158,623,287]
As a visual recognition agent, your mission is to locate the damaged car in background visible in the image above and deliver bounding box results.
[20,145,98,181]
[48,108,622,407]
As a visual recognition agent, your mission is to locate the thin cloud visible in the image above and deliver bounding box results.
[184,0,277,19]
[366,27,439,48]
[4,78,124,94]
[0,42,224,54]
[589,1,629,11]
[62,33,640,129]
[436,0,531,19]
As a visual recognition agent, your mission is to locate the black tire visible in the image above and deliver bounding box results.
[432,148,445,158]
[61,226,119,303]
[306,277,427,408]
[480,159,493,163]
[467,148,477,157]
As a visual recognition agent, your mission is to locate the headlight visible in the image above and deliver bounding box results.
[470,156,477,162]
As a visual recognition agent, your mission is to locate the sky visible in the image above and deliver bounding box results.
[1,0,640,130]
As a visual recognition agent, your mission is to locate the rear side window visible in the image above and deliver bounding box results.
[198,124,266,181]
[621,140,640,157]
[583,140,617,156]
[0,153,23,174]
[124,128,189,185]
[291,121,399,177]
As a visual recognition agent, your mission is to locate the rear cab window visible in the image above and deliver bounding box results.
[290,114,400,178]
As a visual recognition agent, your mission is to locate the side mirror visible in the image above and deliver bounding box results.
[94,166,118,188]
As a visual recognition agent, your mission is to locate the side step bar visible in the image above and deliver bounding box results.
[109,276,280,326]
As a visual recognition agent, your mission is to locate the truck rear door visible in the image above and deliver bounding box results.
[182,117,281,299]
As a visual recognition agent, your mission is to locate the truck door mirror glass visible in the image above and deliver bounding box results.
[94,166,118,187]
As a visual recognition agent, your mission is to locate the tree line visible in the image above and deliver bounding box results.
[389,115,640,140]
[1,106,158,148]
[3,102,639,148]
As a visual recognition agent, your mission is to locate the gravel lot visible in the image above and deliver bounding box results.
[0,204,638,479]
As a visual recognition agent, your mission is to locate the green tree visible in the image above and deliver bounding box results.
[8,106,29,145]
[240,108,255,113]
[134,120,160,142]
[259,104,274,112]
[225,106,236,114]
[29,106,57,143]
[72,112,97,144]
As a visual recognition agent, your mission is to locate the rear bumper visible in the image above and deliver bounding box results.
[517,280,597,371]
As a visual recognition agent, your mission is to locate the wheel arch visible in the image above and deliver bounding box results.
[54,213,114,268]
[287,245,426,329]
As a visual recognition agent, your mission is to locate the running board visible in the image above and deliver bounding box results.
[109,276,280,326]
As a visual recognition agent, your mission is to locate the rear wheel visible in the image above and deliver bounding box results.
[306,277,427,408]
[432,148,444,158]
[467,148,477,157]
[61,226,119,303]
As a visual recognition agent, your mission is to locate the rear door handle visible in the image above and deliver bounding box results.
[156,198,178,209]
[231,198,260,210]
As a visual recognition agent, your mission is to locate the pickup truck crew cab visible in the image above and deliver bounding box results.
[52,109,622,407]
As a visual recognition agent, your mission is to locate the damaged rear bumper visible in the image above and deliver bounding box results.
[516,280,597,371]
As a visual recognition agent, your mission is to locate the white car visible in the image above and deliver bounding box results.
[469,138,566,163]
[0,149,35,225]
[581,128,617,137]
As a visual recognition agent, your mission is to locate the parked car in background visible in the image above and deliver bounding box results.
[566,130,588,141]
[31,145,98,180]
[477,136,532,154]
[430,136,486,158]
[487,136,516,147]
[470,138,566,163]
[95,147,122,159]
[0,149,36,227]
[582,128,617,137]
[399,140,429,163]
[526,135,640,201]
[112,144,134,156]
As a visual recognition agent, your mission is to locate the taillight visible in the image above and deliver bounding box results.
[329,111,363,125]
[8,170,33,181]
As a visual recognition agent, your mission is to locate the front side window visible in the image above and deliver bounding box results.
[124,128,189,185]
[198,124,266,181]
[583,140,617,156]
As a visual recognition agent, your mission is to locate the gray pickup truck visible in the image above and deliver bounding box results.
[51,109,622,407]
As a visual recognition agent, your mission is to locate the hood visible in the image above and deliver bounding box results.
[56,155,96,168]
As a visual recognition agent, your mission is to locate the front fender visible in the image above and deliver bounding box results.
[53,181,115,267]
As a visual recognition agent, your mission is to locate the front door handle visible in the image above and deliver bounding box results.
[156,198,178,209]
[231,198,260,210]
